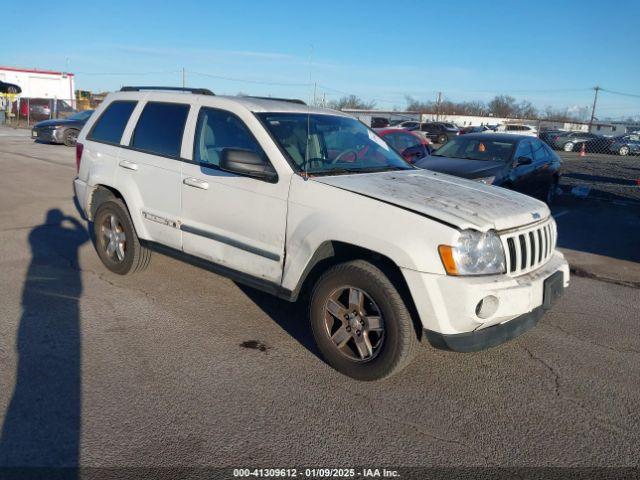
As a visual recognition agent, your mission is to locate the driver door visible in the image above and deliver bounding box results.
[180,107,288,284]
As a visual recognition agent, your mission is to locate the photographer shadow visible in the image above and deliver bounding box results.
[0,209,88,476]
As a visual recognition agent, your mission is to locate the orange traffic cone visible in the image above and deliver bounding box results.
[579,143,586,157]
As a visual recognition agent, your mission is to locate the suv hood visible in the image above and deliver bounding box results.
[312,169,549,231]
[33,118,80,128]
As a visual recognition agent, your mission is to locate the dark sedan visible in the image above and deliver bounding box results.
[31,110,94,147]
[410,122,460,144]
[415,133,561,204]
[551,131,607,152]
[609,134,640,156]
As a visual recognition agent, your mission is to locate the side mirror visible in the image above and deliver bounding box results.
[219,148,277,182]
[516,156,532,166]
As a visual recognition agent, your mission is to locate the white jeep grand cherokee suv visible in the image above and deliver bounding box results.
[74,86,569,381]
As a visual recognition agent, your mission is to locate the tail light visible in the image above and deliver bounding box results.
[75,142,84,173]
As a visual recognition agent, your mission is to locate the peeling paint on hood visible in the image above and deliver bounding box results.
[312,169,550,231]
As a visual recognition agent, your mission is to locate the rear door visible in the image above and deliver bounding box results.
[116,100,190,250]
[179,106,287,284]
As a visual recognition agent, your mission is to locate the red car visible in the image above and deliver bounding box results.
[375,128,433,163]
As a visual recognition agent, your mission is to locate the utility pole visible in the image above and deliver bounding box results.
[313,82,317,106]
[182,68,186,88]
[589,86,600,131]
[436,91,442,121]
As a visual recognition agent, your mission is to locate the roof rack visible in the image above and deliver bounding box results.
[243,96,306,105]
[120,86,215,96]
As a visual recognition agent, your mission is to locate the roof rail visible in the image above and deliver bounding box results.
[243,96,306,105]
[120,86,215,96]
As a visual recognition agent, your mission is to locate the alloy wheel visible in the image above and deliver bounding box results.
[100,213,127,262]
[619,146,630,156]
[323,286,385,362]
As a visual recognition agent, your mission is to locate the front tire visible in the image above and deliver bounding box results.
[619,145,630,156]
[437,134,448,144]
[563,142,575,152]
[63,129,79,147]
[309,260,418,381]
[93,199,151,275]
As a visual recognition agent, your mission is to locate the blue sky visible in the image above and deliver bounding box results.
[3,0,639,118]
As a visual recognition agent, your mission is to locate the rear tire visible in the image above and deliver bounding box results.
[63,129,79,147]
[93,199,151,275]
[438,134,448,144]
[309,260,419,381]
[619,145,630,156]
[563,142,575,152]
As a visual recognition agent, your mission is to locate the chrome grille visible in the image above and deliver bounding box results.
[501,218,556,276]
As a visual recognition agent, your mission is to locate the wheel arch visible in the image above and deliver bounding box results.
[89,183,150,241]
[290,240,423,339]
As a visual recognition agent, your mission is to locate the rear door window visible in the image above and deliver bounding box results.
[131,102,190,158]
[88,100,137,144]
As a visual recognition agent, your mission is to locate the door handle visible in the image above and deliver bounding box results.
[183,177,209,190]
[118,160,138,171]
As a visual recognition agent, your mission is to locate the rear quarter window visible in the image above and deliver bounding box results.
[131,102,190,158]
[88,101,137,144]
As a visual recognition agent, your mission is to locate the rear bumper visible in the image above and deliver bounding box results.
[73,177,90,220]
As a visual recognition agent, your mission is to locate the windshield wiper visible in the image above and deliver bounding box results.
[308,166,407,176]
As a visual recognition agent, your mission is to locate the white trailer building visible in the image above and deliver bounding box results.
[0,65,75,103]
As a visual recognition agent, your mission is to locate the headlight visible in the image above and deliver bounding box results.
[475,176,495,185]
[438,229,506,276]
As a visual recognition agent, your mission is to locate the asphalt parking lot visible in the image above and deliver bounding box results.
[0,127,639,474]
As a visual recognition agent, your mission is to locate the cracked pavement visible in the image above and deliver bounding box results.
[0,127,639,468]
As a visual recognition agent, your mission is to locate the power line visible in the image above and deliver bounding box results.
[600,88,640,99]
[189,71,311,87]
[75,70,180,76]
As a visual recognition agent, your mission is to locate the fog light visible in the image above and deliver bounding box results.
[475,295,499,319]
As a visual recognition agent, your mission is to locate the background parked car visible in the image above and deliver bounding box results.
[31,109,94,146]
[370,117,390,128]
[17,99,76,121]
[491,124,538,137]
[375,128,433,163]
[609,134,640,156]
[459,125,491,135]
[551,131,605,152]
[538,129,566,146]
[415,133,561,204]
[411,122,460,144]
[395,120,420,129]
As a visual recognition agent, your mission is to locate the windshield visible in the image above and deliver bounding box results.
[432,136,516,162]
[67,110,93,121]
[257,113,413,175]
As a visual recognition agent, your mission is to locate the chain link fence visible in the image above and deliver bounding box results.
[0,97,103,128]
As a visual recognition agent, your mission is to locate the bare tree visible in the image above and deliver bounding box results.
[488,95,518,117]
[328,95,376,110]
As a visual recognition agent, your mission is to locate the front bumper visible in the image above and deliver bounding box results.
[424,270,564,352]
[402,251,570,348]
[32,128,62,143]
